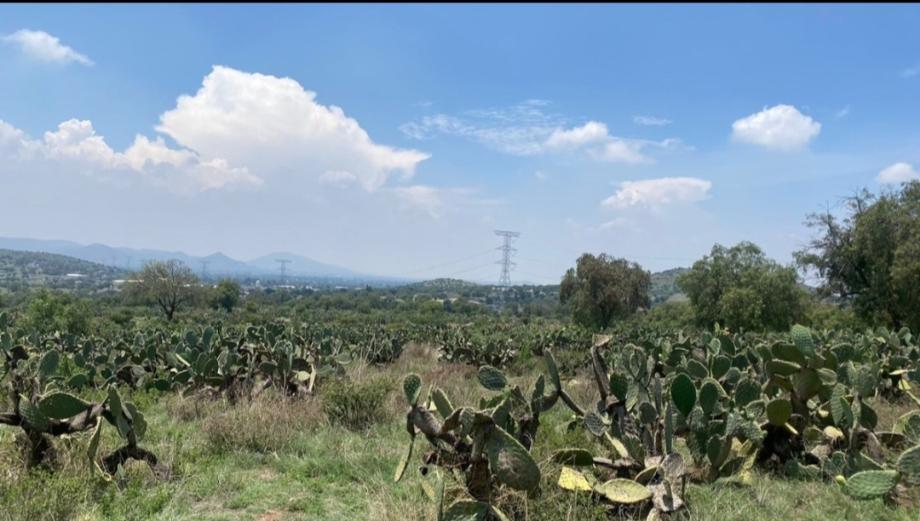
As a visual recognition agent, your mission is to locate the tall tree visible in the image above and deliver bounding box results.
[127,260,200,321]
[560,253,650,329]
[795,181,920,329]
[678,241,805,331]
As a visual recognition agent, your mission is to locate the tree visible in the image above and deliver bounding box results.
[795,181,920,330]
[210,278,241,313]
[560,253,650,329]
[127,260,200,321]
[21,289,92,335]
[678,241,805,331]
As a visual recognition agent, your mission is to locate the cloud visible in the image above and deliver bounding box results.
[877,162,920,184]
[157,66,429,192]
[0,118,260,193]
[391,185,444,217]
[633,115,672,126]
[545,121,609,149]
[1,66,435,198]
[319,170,359,187]
[602,177,712,209]
[835,105,851,119]
[901,65,919,78]
[731,104,821,151]
[2,29,93,66]
[400,102,688,164]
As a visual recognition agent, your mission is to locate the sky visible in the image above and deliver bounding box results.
[1,4,919,284]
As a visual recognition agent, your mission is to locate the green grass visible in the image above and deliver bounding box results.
[1,345,918,521]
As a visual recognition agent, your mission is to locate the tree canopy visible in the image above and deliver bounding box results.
[560,253,650,329]
[795,181,920,330]
[126,260,200,321]
[678,241,805,331]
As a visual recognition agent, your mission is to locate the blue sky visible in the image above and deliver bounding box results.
[1,4,919,283]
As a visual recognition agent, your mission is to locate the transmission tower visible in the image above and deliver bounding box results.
[275,259,291,285]
[494,230,520,286]
[199,260,210,280]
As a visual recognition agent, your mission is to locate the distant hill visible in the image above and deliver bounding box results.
[649,267,689,305]
[0,237,369,281]
[0,249,124,289]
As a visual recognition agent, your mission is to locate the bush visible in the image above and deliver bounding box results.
[321,377,391,431]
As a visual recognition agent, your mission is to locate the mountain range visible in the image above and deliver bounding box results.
[0,237,367,280]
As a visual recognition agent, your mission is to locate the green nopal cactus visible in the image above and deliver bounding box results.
[38,392,91,420]
[791,325,816,359]
[403,373,422,406]
[897,445,920,485]
[477,365,507,391]
[671,373,696,418]
[844,470,899,500]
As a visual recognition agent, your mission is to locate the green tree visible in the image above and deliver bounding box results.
[560,253,650,329]
[210,278,241,313]
[678,241,805,331]
[21,289,92,335]
[795,181,920,330]
[126,260,200,321]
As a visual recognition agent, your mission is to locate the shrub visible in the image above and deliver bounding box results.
[321,377,391,431]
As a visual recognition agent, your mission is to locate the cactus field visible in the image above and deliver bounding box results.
[2,311,920,520]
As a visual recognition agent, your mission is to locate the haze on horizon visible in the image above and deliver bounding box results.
[2,4,919,284]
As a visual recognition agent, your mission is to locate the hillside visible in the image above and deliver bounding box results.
[0,249,124,290]
[649,267,689,305]
[0,237,368,281]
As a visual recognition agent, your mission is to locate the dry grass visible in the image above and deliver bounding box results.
[202,393,325,455]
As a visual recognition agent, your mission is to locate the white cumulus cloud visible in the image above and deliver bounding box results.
[157,66,429,191]
[2,29,93,66]
[602,177,712,209]
[0,118,260,193]
[877,162,920,184]
[545,121,609,149]
[731,104,821,151]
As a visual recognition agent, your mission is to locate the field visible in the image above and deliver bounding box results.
[3,320,920,521]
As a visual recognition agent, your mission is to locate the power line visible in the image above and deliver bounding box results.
[494,230,520,286]
[403,247,498,276]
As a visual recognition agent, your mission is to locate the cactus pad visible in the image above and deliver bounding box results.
[791,325,816,359]
[670,373,696,418]
[38,392,91,420]
[441,500,490,521]
[431,388,454,418]
[477,365,507,391]
[552,448,594,466]
[593,478,652,504]
[766,398,792,427]
[19,397,50,432]
[403,373,422,406]
[557,466,593,491]
[843,470,899,500]
[484,425,540,491]
[897,445,920,485]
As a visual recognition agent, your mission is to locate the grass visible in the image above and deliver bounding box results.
[1,344,918,520]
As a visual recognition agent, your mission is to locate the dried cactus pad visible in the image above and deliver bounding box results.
[557,466,593,492]
[593,478,652,504]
